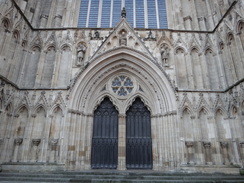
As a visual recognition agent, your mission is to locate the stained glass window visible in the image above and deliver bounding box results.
[112,76,134,96]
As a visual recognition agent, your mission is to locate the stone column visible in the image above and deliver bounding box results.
[203,142,212,165]
[240,142,244,167]
[118,114,126,170]
[185,141,194,165]
[220,141,229,165]
[49,139,59,163]
[32,139,41,162]
[0,138,3,162]
[13,138,23,162]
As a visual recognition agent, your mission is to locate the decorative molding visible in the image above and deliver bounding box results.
[220,141,228,148]
[0,138,4,145]
[203,142,211,148]
[240,142,244,148]
[14,138,23,146]
[185,141,194,147]
[32,139,41,146]
[49,139,58,146]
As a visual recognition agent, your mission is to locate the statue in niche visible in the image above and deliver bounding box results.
[119,31,127,46]
[77,44,86,67]
[161,44,170,67]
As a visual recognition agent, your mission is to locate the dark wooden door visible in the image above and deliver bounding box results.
[91,97,118,169]
[126,98,153,169]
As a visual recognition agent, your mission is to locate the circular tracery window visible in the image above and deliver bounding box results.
[112,76,134,96]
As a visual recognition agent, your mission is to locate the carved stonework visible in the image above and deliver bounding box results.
[160,44,170,67]
[119,31,127,46]
[203,142,211,148]
[32,139,41,146]
[121,7,126,18]
[90,30,103,40]
[144,31,156,41]
[220,141,228,148]
[76,43,86,67]
[0,138,4,145]
[240,142,244,148]
[49,139,58,146]
[14,138,23,146]
[185,141,194,147]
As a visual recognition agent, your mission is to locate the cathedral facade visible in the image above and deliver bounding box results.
[0,0,244,173]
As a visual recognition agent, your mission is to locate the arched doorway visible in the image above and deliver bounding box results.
[91,97,118,169]
[126,97,153,169]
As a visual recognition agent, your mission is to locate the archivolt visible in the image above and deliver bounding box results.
[69,48,177,115]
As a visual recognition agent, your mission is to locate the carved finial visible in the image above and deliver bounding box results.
[121,7,126,18]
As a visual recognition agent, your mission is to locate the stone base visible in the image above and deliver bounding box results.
[1,162,65,172]
[178,165,240,174]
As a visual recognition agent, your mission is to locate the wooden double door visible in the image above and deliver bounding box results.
[91,97,152,169]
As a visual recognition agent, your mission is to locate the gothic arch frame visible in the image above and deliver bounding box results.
[197,107,210,119]
[236,19,244,34]
[174,46,187,55]
[92,94,119,113]
[69,47,177,116]
[14,104,29,117]
[32,104,47,117]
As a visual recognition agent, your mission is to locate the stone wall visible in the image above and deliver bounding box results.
[0,0,243,172]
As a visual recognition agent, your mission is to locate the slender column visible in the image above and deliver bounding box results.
[85,114,93,169]
[13,138,23,162]
[31,139,41,162]
[118,114,126,170]
[203,142,212,164]
[185,141,194,164]
[240,142,244,167]
[220,141,229,165]
[51,50,61,88]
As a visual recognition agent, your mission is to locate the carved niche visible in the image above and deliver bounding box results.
[76,43,86,67]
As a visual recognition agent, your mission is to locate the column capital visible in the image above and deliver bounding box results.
[203,141,211,148]
[14,138,23,146]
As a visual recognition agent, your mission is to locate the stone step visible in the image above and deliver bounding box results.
[0,171,243,183]
[0,172,242,179]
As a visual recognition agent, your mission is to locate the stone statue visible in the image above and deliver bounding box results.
[77,44,86,66]
[161,45,170,66]
[94,30,99,39]
[148,31,153,39]
[121,7,126,18]
[119,31,127,46]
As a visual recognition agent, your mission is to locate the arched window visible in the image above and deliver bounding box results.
[57,45,72,87]
[191,48,204,89]
[205,48,219,89]
[32,107,46,139]
[41,46,56,87]
[23,46,41,87]
[175,48,187,88]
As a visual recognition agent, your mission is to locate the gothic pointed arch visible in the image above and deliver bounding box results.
[126,97,153,169]
[69,47,177,116]
[196,96,210,118]
[93,95,119,113]
[179,94,194,117]
[91,96,119,169]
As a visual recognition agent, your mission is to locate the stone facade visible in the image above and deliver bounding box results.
[0,0,244,173]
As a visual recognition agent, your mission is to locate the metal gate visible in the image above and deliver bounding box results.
[91,97,118,169]
[126,98,153,169]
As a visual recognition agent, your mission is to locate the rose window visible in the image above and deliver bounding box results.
[112,76,134,96]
